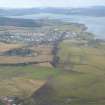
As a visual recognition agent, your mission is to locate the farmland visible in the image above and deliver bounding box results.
[0,19,105,105]
[0,66,61,97]
[31,40,105,105]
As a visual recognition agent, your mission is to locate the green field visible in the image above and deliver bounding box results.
[22,40,105,105]
[0,66,61,97]
[0,66,61,80]
[48,40,105,105]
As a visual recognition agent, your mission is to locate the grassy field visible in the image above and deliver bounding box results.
[48,40,105,104]
[0,66,61,97]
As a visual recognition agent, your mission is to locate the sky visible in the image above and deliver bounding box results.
[0,0,105,8]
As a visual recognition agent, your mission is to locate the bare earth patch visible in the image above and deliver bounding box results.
[0,78,46,98]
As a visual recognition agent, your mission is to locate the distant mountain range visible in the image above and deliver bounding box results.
[0,6,105,17]
[0,6,104,27]
[70,6,105,16]
[0,17,42,27]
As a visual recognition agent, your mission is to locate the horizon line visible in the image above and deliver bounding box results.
[0,5,105,9]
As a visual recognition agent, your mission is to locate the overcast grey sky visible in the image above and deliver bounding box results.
[0,0,105,8]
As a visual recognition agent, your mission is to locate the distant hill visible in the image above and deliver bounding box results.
[0,8,70,16]
[70,6,105,16]
[0,6,105,17]
[0,17,42,27]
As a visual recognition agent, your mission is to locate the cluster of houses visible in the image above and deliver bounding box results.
[0,96,22,105]
[0,29,76,44]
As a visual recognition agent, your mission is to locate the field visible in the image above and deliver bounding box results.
[0,42,55,98]
[0,20,104,105]
[48,40,105,105]
[19,39,105,105]
[0,66,61,97]
[0,43,23,52]
[0,43,53,66]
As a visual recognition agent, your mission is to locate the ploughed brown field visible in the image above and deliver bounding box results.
[0,43,22,52]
